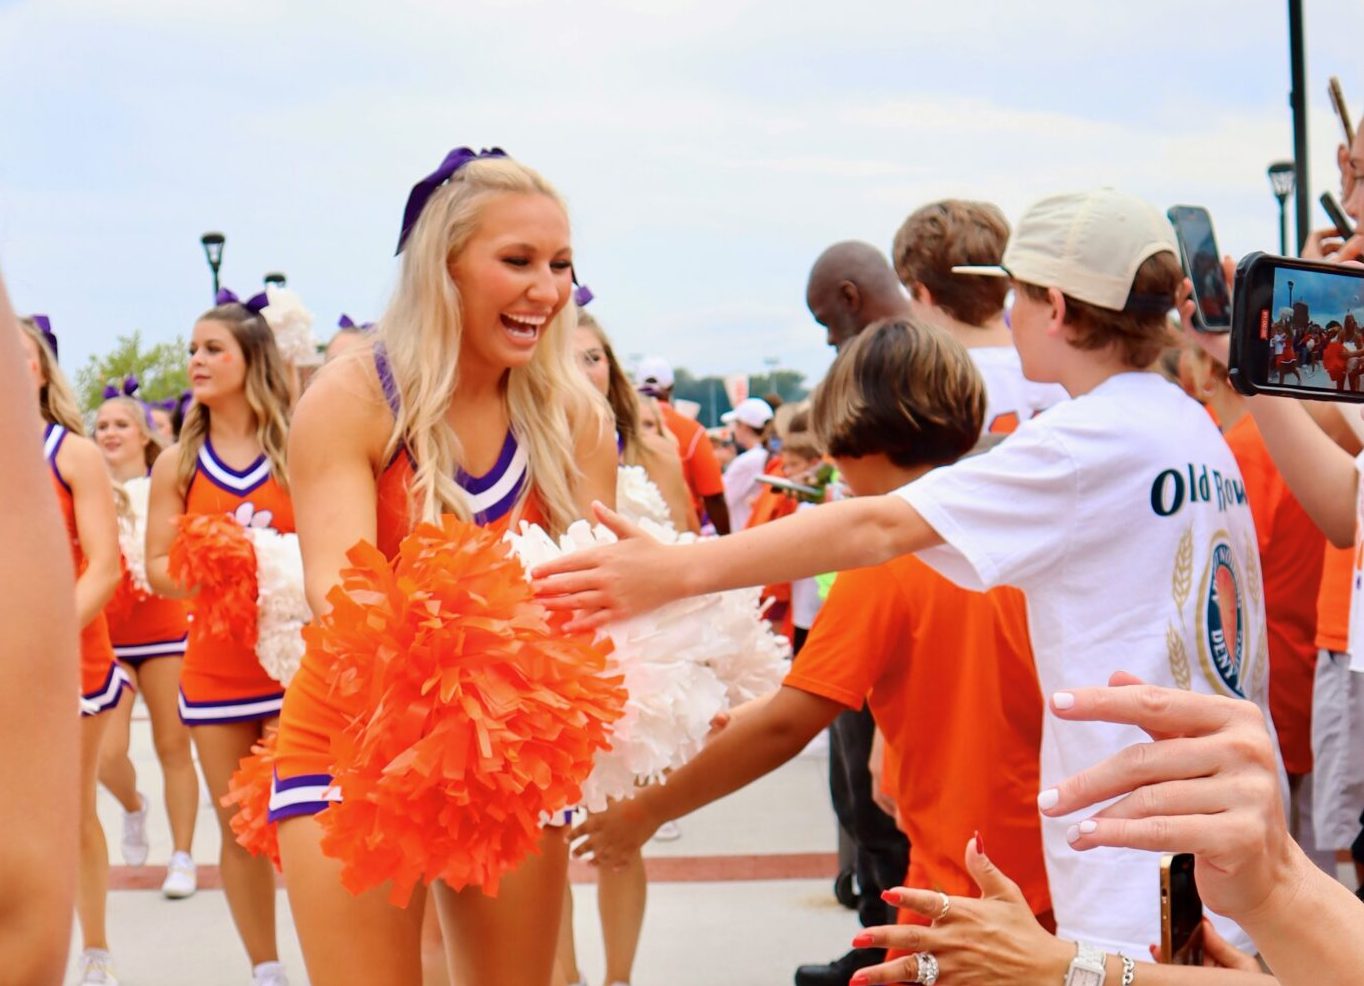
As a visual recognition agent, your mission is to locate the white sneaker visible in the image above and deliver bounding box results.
[75,948,118,985]
[162,851,197,899]
[120,794,149,867]
[252,961,289,986]
[652,820,681,842]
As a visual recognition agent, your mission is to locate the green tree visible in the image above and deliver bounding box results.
[748,369,808,405]
[75,332,189,412]
[668,367,810,428]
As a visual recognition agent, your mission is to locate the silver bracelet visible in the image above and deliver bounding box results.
[1119,954,1135,985]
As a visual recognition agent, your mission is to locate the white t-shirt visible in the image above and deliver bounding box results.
[723,444,769,532]
[968,345,1068,437]
[791,502,825,630]
[897,371,1277,956]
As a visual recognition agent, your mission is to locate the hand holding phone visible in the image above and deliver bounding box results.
[1161,853,1206,965]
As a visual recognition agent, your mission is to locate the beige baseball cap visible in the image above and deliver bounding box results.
[952,188,1178,311]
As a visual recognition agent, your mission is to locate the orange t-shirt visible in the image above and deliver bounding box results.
[659,402,724,508]
[783,555,1050,919]
[1316,544,1352,654]
[1223,415,1324,774]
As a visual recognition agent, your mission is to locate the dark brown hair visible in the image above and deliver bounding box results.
[1016,252,1182,369]
[812,317,984,469]
[892,200,1011,325]
[576,311,643,463]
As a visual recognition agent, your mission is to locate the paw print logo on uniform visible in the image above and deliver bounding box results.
[233,502,274,530]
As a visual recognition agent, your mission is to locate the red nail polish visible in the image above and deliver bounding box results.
[849,973,870,986]
[974,830,985,855]
[880,889,899,904]
[852,932,875,948]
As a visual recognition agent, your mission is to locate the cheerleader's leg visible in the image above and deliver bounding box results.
[76,712,112,950]
[277,814,426,985]
[138,656,197,855]
[434,826,570,986]
[194,719,281,967]
[96,680,140,812]
[599,849,647,985]
[554,881,581,985]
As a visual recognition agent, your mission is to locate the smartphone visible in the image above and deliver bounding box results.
[1330,76,1355,145]
[1229,251,1364,402]
[1160,853,1205,965]
[755,474,823,502]
[1167,205,1232,332]
[1321,191,1355,238]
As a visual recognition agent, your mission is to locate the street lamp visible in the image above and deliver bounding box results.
[200,232,226,299]
[264,271,287,289]
[1268,162,1296,256]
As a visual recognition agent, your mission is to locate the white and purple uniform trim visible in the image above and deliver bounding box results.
[267,771,341,823]
[82,662,132,717]
[115,635,188,667]
[178,690,285,726]
[194,439,271,496]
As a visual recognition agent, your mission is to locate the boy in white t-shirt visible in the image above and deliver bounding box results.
[892,198,1068,435]
[536,189,1280,965]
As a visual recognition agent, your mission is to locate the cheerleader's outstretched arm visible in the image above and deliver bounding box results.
[145,446,190,598]
[534,493,935,628]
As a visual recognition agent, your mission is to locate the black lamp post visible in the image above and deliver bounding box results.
[200,232,226,299]
[1268,162,1296,256]
[264,271,287,289]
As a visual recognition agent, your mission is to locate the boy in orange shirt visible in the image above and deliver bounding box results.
[572,319,1050,982]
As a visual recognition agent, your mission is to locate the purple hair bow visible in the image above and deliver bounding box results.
[337,314,375,331]
[574,284,595,307]
[102,375,140,400]
[216,287,269,314]
[396,146,507,254]
[30,314,58,360]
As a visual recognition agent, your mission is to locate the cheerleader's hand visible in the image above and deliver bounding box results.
[571,797,657,870]
[532,502,680,631]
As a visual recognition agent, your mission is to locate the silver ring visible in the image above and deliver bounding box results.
[935,891,951,922]
[912,951,940,986]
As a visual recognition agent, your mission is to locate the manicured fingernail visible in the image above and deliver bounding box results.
[880,889,900,904]
[974,829,984,855]
[849,974,870,986]
[851,932,875,948]
[1052,691,1075,710]
[1037,788,1059,811]
[1066,824,1080,844]
[1079,819,1098,835]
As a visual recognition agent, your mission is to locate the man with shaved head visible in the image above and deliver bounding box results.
[805,241,909,351]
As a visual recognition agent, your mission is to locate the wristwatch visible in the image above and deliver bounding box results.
[1063,942,1107,986]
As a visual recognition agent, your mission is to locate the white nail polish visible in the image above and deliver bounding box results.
[1037,788,1060,811]
[1079,820,1098,835]
[1052,691,1075,710]
[1066,824,1081,844]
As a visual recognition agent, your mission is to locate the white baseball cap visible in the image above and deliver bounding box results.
[721,397,775,429]
[952,188,1178,311]
[634,355,674,390]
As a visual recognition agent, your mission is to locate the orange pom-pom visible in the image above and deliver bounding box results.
[170,513,258,647]
[223,733,282,869]
[312,516,626,906]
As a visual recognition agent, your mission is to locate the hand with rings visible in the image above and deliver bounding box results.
[848,837,1071,985]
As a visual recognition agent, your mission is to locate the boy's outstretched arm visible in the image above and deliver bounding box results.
[533,493,936,627]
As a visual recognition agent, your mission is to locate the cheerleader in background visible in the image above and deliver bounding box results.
[144,299,293,986]
[94,392,199,899]
[274,147,616,985]
[17,318,126,986]
[556,308,692,986]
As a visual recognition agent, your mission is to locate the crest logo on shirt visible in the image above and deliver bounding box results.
[1195,535,1246,697]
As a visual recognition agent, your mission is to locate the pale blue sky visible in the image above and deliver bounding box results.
[3,0,1363,385]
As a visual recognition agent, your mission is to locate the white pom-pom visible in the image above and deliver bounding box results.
[615,465,673,530]
[118,476,153,597]
[261,286,321,367]
[247,528,311,686]
[504,517,787,810]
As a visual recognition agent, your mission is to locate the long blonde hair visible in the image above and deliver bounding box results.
[177,303,292,494]
[377,155,609,536]
[18,318,85,435]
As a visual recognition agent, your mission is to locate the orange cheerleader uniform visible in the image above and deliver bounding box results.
[177,439,294,726]
[269,346,543,822]
[107,569,189,669]
[45,424,129,715]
